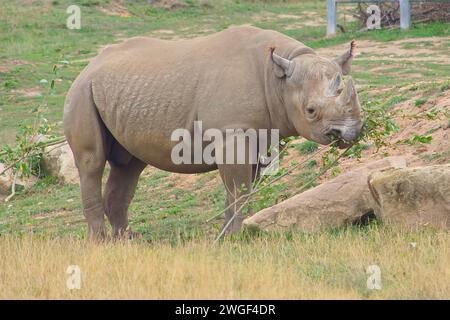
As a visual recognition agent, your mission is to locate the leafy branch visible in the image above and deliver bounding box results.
[0,60,67,201]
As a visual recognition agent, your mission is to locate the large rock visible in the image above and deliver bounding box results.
[42,142,79,184]
[243,157,407,233]
[368,164,450,230]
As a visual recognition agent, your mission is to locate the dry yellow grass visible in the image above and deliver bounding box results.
[0,227,449,299]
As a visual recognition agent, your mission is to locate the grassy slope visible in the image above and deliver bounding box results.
[0,0,449,299]
[0,0,448,141]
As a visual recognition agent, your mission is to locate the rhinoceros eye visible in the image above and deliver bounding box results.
[305,106,317,121]
[306,107,316,115]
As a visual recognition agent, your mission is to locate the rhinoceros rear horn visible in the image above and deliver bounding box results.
[326,73,342,97]
[338,76,358,106]
[333,40,355,75]
[270,47,296,78]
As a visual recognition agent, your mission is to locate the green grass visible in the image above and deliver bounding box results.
[307,21,450,48]
[0,0,449,243]
[295,140,319,155]
[415,98,427,107]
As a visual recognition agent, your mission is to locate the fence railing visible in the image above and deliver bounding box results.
[327,0,414,35]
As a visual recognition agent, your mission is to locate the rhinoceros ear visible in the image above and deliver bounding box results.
[333,40,355,75]
[269,46,296,78]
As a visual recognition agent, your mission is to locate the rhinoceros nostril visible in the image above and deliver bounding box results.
[326,129,342,140]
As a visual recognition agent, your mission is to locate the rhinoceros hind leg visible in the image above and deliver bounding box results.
[64,90,108,241]
[104,156,147,239]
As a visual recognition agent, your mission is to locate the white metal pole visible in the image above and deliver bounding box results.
[327,0,337,36]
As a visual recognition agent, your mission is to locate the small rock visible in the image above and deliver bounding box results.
[149,0,189,10]
[409,242,417,249]
[413,146,428,155]
[0,164,10,195]
[30,133,47,144]
[0,163,38,196]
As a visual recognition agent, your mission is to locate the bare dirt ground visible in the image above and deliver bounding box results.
[320,92,450,180]
[96,3,132,17]
[251,11,326,28]
[0,59,33,73]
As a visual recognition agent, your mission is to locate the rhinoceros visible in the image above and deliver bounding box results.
[63,26,362,240]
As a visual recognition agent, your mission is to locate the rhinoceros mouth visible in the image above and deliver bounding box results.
[325,134,353,149]
[335,139,353,149]
[325,128,355,149]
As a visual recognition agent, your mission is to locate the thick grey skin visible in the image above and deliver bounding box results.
[64,26,362,240]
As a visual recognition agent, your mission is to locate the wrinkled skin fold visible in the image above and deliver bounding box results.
[63,26,363,240]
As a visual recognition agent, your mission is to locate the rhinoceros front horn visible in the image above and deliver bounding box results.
[270,47,296,78]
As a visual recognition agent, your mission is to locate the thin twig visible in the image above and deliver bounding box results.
[213,145,352,243]
[0,136,66,158]
[5,172,17,202]
[206,144,328,223]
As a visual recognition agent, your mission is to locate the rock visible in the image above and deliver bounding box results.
[368,164,450,230]
[0,163,10,195]
[42,142,79,184]
[243,157,407,233]
[0,163,38,196]
[149,0,189,10]
[30,133,47,144]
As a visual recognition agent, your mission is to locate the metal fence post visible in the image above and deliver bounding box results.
[399,0,411,30]
[327,0,337,36]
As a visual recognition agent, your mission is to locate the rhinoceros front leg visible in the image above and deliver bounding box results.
[217,132,256,235]
[218,163,254,234]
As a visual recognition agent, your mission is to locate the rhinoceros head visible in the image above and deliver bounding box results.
[271,41,363,148]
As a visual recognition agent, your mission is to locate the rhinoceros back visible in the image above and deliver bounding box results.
[67,26,302,169]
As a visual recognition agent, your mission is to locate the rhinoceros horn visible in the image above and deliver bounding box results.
[338,76,358,106]
[270,47,296,78]
[325,73,342,97]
